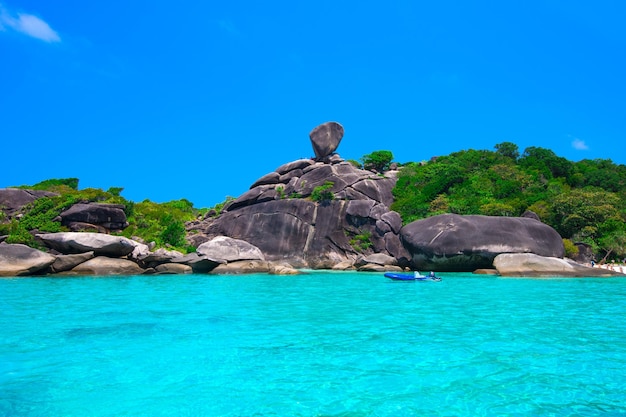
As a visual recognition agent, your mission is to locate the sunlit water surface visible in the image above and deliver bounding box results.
[1,272,626,416]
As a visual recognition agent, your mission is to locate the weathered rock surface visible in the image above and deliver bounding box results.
[473,268,499,275]
[355,253,398,267]
[200,197,408,269]
[182,122,408,269]
[400,214,565,271]
[0,188,58,218]
[51,251,95,273]
[171,252,225,273]
[188,140,407,269]
[493,253,625,277]
[211,260,271,274]
[269,262,300,275]
[196,236,265,262]
[37,232,136,257]
[0,242,56,276]
[154,263,193,274]
[136,247,184,268]
[309,121,344,160]
[56,203,128,232]
[68,256,145,276]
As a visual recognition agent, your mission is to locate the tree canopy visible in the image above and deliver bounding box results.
[391,145,626,262]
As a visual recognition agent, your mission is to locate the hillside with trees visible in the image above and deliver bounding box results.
[390,143,626,263]
[0,178,207,253]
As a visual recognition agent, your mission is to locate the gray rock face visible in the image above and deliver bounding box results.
[355,253,398,267]
[0,188,57,217]
[68,256,145,276]
[51,251,95,273]
[196,236,265,262]
[211,260,270,274]
[155,263,193,274]
[202,196,408,269]
[192,154,407,269]
[170,252,225,273]
[493,253,624,277]
[0,242,56,276]
[56,203,128,232]
[37,232,137,257]
[400,213,565,272]
[224,159,398,212]
[135,247,184,268]
[309,122,344,160]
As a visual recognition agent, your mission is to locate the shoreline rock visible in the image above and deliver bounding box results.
[1,122,624,279]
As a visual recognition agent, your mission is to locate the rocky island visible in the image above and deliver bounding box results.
[0,122,623,278]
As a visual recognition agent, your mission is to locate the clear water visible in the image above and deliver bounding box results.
[1,272,626,417]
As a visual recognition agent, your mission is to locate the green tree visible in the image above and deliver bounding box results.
[549,188,621,239]
[159,214,187,247]
[361,150,394,172]
[519,147,573,179]
[494,141,519,160]
[311,181,335,203]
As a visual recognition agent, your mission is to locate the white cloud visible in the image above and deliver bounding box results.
[0,4,60,42]
[572,138,589,151]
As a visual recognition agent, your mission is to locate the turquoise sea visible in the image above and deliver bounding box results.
[1,272,626,417]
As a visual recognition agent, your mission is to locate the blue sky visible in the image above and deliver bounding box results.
[1,1,625,208]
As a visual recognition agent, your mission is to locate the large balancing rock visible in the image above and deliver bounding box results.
[400,213,565,272]
[309,121,344,160]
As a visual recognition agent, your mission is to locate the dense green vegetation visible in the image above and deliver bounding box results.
[390,142,626,262]
[361,150,394,172]
[311,181,335,203]
[120,199,199,252]
[0,179,208,253]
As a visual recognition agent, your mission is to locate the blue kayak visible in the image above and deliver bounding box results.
[384,272,442,282]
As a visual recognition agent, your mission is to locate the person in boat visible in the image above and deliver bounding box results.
[429,271,435,278]
[413,271,420,278]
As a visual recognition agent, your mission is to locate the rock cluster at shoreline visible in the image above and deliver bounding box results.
[1,121,624,278]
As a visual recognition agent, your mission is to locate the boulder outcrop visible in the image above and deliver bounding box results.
[188,122,408,270]
[135,247,184,268]
[154,263,193,274]
[51,251,95,273]
[196,236,265,262]
[400,213,565,271]
[0,242,56,276]
[37,232,136,257]
[0,188,57,217]
[170,252,225,273]
[67,256,146,276]
[211,260,271,274]
[56,203,128,232]
[493,253,624,277]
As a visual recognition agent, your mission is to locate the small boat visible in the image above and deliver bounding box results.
[384,272,442,282]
